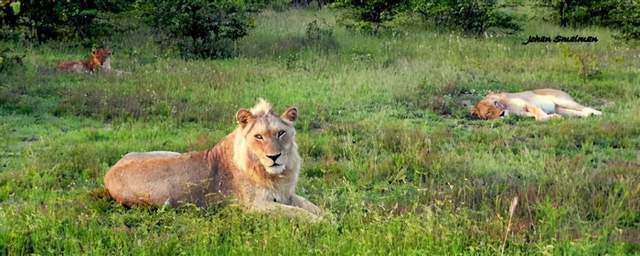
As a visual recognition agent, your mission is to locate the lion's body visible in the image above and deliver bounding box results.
[104,150,228,207]
[57,60,100,73]
[104,99,322,220]
[472,88,602,121]
[100,57,130,76]
[57,48,111,73]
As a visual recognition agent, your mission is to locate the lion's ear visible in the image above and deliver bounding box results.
[236,109,253,128]
[281,107,297,123]
[494,101,507,110]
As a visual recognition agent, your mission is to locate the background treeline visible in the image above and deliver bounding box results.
[0,0,638,59]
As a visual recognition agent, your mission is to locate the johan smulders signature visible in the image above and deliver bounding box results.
[523,35,598,45]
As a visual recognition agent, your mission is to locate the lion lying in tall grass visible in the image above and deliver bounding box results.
[104,99,323,221]
[57,48,111,73]
[471,88,602,121]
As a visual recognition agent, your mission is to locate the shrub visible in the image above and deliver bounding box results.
[145,0,253,59]
[292,0,335,8]
[333,0,408,33]
[537,0,639,40]
[95,0,136,13]
[0,0,135,42]
[0,46,24,74]
[536,0,616,27]
[333,0,518,35]
[610,0,640,40]
[540,0,618,27]
[413,0,520,35]
[246,0,291,11]
[0,1,19,24]
[305,19,338,50]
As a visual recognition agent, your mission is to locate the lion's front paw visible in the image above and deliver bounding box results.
[305,203,323,216]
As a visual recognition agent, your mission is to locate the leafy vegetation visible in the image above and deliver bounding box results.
[0,0,135,42]
[333,0,520,35]
[537,0,640,40]
[144,0,254,58]
[413,0,520,35]
[0,45,23,73]
[1,4,639,255]
[333,0,407,32]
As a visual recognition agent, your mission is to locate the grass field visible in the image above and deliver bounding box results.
[1,7,640,255]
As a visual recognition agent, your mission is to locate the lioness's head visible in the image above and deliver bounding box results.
[234,99,298,175]
[471,94,507,120]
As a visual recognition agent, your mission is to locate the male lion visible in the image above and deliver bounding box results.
[471,88,602,121]
[104,99,323,221]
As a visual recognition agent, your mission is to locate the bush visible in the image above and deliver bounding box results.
[246,0,291,11]
[0,0,135,42]
[145,0,253,59]
[0,46,24,74]
[413,0,520,35]
[538,0,639,40]
[610,1,640,40]
[536,0,616,27]
[333,0,518,35]
[333,0,408,33]
[292,0,335,8]
[305,19,337,49]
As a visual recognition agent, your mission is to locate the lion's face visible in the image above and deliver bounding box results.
[235,102,298,175]
[92,48,111,64]
[471,95,506,120]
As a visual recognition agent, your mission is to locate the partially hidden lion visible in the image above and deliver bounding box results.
[104,99,323,221]
[57,48,111,73]
[471,88,602,121]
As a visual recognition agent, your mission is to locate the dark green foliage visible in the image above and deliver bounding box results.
[413,0,520,35]
[333,0,408,33]
[333,0,519,35]
[245,0,291,11]
[292,0,335,8]
[0,45,23,73]
[304,19,337,50]
[538,0,639,40]
[0,0,20,29]
[145,0,253,59]
[95,0,136,13]
[610,1,640,40]
[537,0,617,27]
[0,0,135,42]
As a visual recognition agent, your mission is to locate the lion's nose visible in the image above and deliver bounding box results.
[267,153,281,162]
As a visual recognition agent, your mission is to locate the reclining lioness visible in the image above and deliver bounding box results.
[104,99,322,221]
[471,88,602,121]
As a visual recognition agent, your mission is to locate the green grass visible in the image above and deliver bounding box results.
[1,7,640,255]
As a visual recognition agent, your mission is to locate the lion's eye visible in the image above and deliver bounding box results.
[254,134,263,140]
[277,130,286,138]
